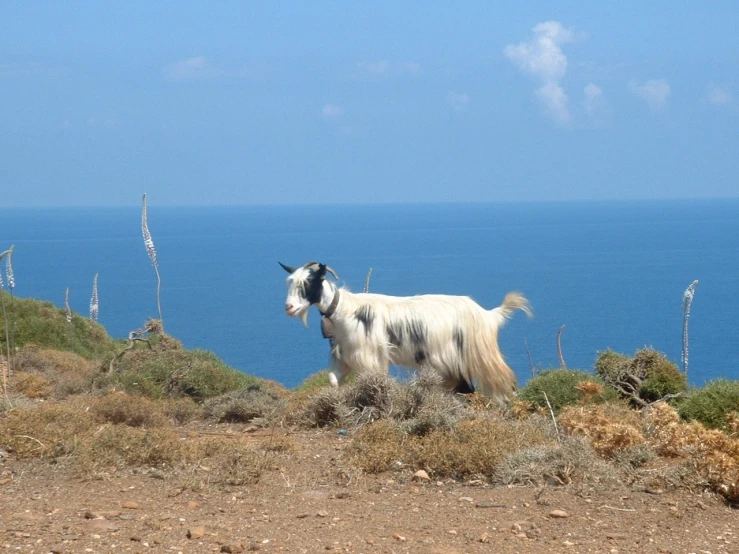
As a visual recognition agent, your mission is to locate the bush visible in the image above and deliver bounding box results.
[203,385,286,423]
[348,416,552,478]
[0,292,119,360]
[111,348,265,401]
[595,348,686,404]
[12,347,99,399]
[517,369,618,414]
[677,379,739,431]
[296,370,472,430]
[89,392,169,427]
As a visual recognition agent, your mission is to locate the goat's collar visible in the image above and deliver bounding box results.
[319,288,340,319]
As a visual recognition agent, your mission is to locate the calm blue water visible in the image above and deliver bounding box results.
[1,200,737,388]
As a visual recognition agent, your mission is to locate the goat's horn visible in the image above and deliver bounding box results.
[324,265,339,280]
[279,262,297,274]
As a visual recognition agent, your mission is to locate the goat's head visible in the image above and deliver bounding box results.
[279,261,339,326]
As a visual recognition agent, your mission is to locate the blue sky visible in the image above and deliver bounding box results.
[2,2,738,207]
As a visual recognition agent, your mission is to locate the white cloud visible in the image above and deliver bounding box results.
[583,82,603,115]
[355,60,421,78]
[165,56,215,80]
[630,79,671,111]
[405,62,422,74]
[536,82,570,126]
[321,104,345,118]
[504,21,575,126]
[706,83,734,106]
[357,60,390,75]
[504,21,574,83]
[448,92,469,113]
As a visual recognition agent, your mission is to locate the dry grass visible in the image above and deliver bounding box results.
[203,386,286,423]
[11,347,98,398]
[296,370,472,431]
[348,415,552,479]
[493,435,621,487]
[558,403,645,456]
[89,392,171,427]
[645,403,739,502]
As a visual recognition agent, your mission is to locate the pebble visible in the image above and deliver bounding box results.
[121,501,140,510]
[187,526,206,539]
[458,496,474,503]
[476,501,506,508]
[549,509,569,518]
[316,510,329,517]
[412,470,430,482]
[392,532,406,541]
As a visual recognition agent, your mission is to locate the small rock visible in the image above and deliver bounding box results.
[476,501,506,508]
[447,529,458,535]
[668,506,678,513]
[412,470,430,482]
[563,540,575,546]
[221,543,244,553]
[81,519,120,533]
[392,532,406,541]
[296,513,309,519]
[316,510,329,518]
[549,509,569,519]
[121,501,140,510]
[458,496,474,503]
[644,487,665,495]
[478,533,491,543]
[187,501,199,510]
[187,526,206,539]
[606,533,628,540]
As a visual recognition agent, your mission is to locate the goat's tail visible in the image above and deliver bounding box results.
[491,292,532,325]
[465,292,531,403]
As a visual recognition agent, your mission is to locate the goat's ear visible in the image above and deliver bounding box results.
[279,262,297,274]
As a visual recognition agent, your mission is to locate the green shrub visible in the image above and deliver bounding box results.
[517,369,618,414]
[595,348,686,404]
[112,348,263,401]
[676,379,739,431]
[0,292,119,360]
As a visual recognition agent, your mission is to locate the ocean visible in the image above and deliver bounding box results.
[1,200,737,389]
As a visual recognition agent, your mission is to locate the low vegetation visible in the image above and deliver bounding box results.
[2,293,739,504]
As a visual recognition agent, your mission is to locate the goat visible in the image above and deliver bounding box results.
[279,261,531,401]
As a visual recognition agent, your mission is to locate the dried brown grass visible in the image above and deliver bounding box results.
[558,403,645,456]
[348,416,552,479]
[12,347,98,398]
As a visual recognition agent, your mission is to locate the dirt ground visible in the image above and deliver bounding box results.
[1,425,737,554]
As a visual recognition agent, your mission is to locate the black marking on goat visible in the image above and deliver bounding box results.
[414,350,427,364]
[354,305,375,336]
[406,319,428,347]
[298,266,327,305]
[453,327,465,353]
[453,379,475,394]
[386,323,402,347]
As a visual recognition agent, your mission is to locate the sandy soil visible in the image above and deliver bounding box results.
[1,426,737,554]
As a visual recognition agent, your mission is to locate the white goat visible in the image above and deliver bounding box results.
[279,261,531,401]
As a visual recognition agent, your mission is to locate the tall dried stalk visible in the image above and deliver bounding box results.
[682,280,698,381]
[90,273,99,359]
[65,286,74,352]
[142,194,164,332]
[363,267,373,293]
[557,325,566,368]
[0,247,12,405]
[4,245,16,366]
